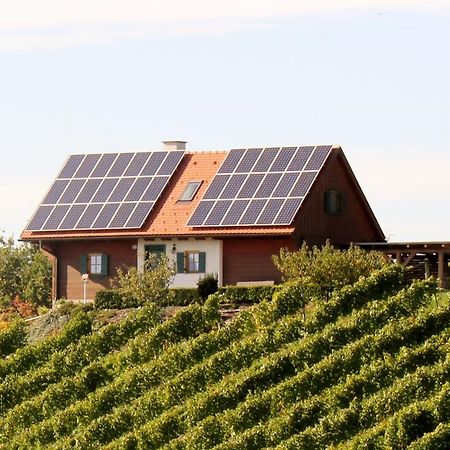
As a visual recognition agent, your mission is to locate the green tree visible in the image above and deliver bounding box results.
[273,241,388,298]
[111,254,175,305]
[0,235,52,307]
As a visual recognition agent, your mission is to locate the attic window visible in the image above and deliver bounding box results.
[325,190,342,215]
[179,181,202,202]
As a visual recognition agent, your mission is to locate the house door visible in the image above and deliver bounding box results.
[144,244,166,267]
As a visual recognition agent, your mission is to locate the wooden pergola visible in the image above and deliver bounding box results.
[358,242,450,289]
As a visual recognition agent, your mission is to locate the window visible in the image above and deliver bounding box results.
[325,190,342,215]
[179,181,202,202]
[187,251,200,272]
[80,253,109,276]
[90,254,103,274]
[176,251,206,273]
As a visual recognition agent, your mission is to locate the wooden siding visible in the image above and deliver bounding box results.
[222,237,295,285]
[47,240,136,300]
[293,151,384,246]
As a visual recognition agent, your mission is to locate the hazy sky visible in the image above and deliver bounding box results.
[1,1,449,242]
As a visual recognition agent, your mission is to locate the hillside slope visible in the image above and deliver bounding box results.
[0,264,449,449]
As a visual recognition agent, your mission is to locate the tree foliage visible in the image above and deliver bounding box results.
[111,254,175,305]
[273,241,388,297]
[0,235,52,307]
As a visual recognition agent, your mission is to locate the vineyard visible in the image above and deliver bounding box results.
[0,264,449,449]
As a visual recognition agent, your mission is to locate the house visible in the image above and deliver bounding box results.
[21,141,385,301]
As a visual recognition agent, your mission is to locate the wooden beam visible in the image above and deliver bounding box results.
[402,252,417,267]
[395,252,402,264]
[438,251,446,289]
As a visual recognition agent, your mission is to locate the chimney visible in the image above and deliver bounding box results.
[162,140,187,151]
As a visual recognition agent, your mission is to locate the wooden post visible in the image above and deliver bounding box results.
[438,251,446,289]
[395,252,402,264]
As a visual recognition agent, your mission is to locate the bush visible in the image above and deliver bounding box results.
[110,254,175,306]
[197,274,218,301]
[166,289,201,306]
[0,319,27,357]
[273,241,388,298]
[95,290,142,309]
[216,285,279,306]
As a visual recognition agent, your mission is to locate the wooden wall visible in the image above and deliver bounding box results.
[222,236,295,285]
[294,151,384,246]
[48,239,136,300]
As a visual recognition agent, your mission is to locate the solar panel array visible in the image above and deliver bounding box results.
[26,151,184,231]
[187,145,332,227]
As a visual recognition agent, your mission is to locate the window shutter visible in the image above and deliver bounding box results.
[199,252,206,273]
[101,254,109,276]
[176,252,185,273]
[80,254,88,274]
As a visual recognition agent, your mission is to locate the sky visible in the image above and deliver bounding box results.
[1,0,449,242]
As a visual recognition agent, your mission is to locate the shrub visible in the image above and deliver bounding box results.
[197,274,219,301]
[216,285,279,306]
[273,240,388,298]
[166,288,201,306]
[0,319,27,357]
[95,290,142,309]
[110,254,175,306]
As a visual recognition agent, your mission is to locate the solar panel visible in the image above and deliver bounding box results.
[240,199,267,224]
[42,179,69,204]
[107,153,134,177]
[254,173,281,198]
[74,154,101,178]
[304,145,332,170]
[75,204,103,229]
[109,203,136,228]
[125,202,154,228]
[91,154,118,177]
[253,148,280,172]
[74,179,102,204]
[187,200,215,226]
[237,174,264,198]
[59,179,86,204]
[92,203,120,229]
[157,151,184,176]
[203,175,230,199]
[270,147,296,172]
[287,146,314,171]
[236,149,262,172]
[272,172,300,197]
[188,144,333,227]
[275,198,304,224]
[290,172,316,197]
[108,178,135,202]
[25,150,185,231]
[221,199,249,225]
[42,205,70,230]
[141,176,170,201]
[141,152,166,176]
[125,177,152,202]
[59,204,87,229]
[218,149,245,173]
[257,198,285,225]
[58,155,84,179]
[124,152,151,177]
[220,174,247,199]
[27,206,54,230]
[204,200,232,226]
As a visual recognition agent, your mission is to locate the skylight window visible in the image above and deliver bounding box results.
[179,181,202,202]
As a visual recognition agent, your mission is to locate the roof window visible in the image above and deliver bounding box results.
[179,181,202,202]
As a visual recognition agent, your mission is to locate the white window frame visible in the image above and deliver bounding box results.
[89,253,103,275]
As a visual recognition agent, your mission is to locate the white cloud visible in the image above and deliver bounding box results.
[0,0,448,50]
